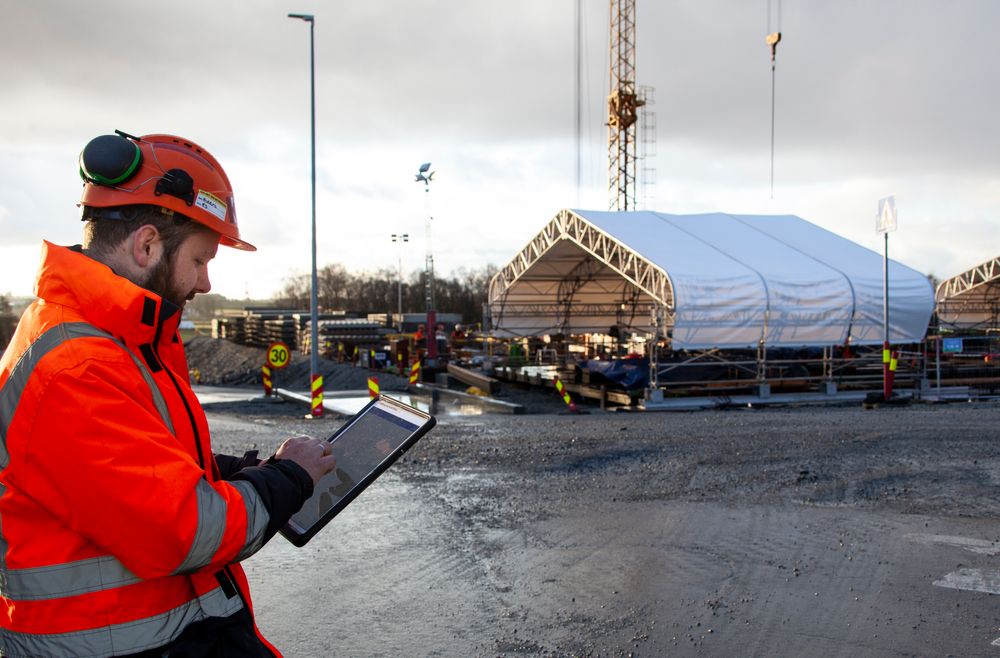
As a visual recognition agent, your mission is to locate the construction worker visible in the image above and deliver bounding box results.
[450,323,466,352]
[0,131,337,657]
[435,322,448,355]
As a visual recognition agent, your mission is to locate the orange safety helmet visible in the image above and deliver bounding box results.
[78,130,255,251]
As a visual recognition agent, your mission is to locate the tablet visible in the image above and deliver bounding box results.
[280,395,436,547]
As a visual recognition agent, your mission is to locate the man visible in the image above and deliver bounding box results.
[0,131,337,657]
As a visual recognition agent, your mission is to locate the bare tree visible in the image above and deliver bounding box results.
[272,263,498,323]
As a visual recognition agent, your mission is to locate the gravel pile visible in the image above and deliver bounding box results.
[184,335,410,391]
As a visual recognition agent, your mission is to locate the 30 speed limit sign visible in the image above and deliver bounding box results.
[266,342,291,369]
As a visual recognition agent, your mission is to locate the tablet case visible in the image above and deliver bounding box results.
[279,396,436,547]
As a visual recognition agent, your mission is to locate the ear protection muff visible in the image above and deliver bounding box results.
[78,131,143,186]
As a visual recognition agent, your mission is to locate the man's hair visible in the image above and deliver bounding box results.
[82,205,213,262]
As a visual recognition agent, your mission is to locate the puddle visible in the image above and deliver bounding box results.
[195,384,515,417]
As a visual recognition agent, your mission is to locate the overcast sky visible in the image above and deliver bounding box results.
[1,0,997,301]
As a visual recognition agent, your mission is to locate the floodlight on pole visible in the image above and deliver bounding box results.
[415,162,437,360]
[288,11,321,417]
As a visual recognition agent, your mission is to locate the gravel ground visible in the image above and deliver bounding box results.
[191,338,1000,656]
[201,383,1000,523]
[201,394,1000,657]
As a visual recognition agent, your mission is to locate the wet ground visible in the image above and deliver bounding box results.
[204,393,1000,657]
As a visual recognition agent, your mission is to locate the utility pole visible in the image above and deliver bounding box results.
[575,0,582,207]
[391,233,408,332]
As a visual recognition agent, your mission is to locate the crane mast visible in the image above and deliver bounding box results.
[607,0,644,211]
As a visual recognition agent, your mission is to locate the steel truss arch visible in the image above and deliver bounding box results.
[489,209,673,308]
[935,255,1000,330]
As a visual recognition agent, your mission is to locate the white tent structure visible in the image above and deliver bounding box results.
[488,209,935,350]
[935,255,1000,331]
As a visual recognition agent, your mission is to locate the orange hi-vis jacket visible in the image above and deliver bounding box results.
[0,243,308,657]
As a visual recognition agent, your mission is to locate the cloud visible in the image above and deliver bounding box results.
[1,0,997,301]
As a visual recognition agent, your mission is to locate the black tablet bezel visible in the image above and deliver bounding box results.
[278,395,436,547]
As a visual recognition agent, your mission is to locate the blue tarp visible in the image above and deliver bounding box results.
[582,358,649,390]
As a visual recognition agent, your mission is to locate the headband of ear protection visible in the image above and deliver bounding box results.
[78,130,196,206]
[78,130,144,187]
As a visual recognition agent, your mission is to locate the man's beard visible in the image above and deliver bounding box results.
[141,255,193,310]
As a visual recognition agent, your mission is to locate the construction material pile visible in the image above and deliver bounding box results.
[211,309,350,350]
[211,309,392,360]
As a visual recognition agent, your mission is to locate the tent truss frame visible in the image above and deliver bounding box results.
[488,210,675,336]
[936,255,1000,330]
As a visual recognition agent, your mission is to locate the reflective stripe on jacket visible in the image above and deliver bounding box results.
[0,242,278,657]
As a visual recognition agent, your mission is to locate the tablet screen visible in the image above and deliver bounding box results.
[284,397,433,540]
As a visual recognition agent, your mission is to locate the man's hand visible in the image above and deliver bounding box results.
[274,435,337,485]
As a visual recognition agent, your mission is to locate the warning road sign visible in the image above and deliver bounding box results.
[876,195,898,234]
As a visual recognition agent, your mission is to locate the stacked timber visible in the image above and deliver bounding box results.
[211,316,247,344]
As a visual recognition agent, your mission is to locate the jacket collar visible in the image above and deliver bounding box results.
[35,241,181,347]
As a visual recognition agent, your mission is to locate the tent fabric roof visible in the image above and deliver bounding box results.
[489,209,935,349]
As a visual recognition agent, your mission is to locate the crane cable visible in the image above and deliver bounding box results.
[766,0,782,199]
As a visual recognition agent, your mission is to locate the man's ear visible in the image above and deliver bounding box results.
[131,225,163,269]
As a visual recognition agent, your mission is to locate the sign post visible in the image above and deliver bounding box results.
[876,196,898,400]
[265,341,292,398]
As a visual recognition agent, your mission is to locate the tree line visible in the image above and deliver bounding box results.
[272,264,498,325]
[0,295,16,350]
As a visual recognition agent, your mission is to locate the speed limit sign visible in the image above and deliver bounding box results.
[266,341,291,369]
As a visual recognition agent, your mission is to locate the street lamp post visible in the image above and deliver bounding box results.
[391,233,408,332]
[288,12,321,418]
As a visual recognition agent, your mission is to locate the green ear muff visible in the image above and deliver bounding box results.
[78,134,143,186]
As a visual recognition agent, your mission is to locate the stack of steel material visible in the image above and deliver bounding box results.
[262,317,299,349]
[298,317,388,359]
[293,312,347,355]
[237,308,306,348]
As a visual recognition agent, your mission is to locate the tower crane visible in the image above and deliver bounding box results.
[607,0,644,211]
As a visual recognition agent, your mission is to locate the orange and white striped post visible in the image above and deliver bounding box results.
[310,374,324,418]
[408,359,421,385]
[261,365,272,396]
[368,376,380,399]
[553,375,578,413]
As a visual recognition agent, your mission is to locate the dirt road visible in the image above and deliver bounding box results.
[206,395,1000,657]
